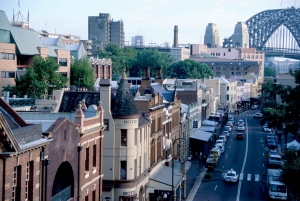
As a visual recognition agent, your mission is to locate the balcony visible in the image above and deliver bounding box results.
[52,186,71,201]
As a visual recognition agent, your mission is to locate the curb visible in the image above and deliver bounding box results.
[185,168,207,201]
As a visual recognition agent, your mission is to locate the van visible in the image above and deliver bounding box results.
[268,155,283,166]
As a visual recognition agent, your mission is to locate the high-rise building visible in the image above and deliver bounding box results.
[88,13,124,56]
[131,35,145,46]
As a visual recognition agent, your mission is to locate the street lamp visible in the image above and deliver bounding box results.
[171,138,187,201]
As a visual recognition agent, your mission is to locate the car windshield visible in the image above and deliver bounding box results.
[270,184,286,193]
[227,173,235,177]
[238,125,243,127]
[269,140,276,144]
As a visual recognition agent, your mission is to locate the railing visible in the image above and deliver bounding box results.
[9,98,35,107]
[51,186,71,201]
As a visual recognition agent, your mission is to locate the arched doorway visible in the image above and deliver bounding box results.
[52,161,74,199]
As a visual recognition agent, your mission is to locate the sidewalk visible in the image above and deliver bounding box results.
[183,158,207,201]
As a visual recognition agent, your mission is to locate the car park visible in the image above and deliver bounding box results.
[237,124,245,131]
[263,127,272,132]
[223,125,232,132]
[238,119,244,125]
[218,135,227,143]
[221,131,230,138]
[236,133,244,140]
[267,140,277,149]
[223,169,239,182]
[253,112,263,118]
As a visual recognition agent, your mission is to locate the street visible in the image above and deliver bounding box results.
[192,109,272,201]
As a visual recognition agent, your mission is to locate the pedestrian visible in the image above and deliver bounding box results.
[163,192,167,201]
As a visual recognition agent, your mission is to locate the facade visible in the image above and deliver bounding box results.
[89,57,112,83]
[170,47,190,61]
[88,13,125,56]
[204,23,220,48]
[131,35,145,46]
[244,73,259,98]
[81,40,93,57]
[37,30,81,44]
[0,10,71,95]
[189,57,260,79]
[65,41,87,59]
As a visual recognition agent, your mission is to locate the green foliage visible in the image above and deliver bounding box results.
[164,59,214,79]
[70,57,94,88]
[281,147,300,199]
[264,67,276,77]
[2,85,18,96]
[15,56,68,99]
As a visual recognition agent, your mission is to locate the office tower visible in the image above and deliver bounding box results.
[131,35,145,46]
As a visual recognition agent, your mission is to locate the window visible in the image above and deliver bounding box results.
[120,161,127,179]
[224,62,228,65]
[231,72,234,75]
[224,53,225,56]
[236,67,240,70]
[223,67,227,71]
[12,166,21,201]
[211,63,214,65]
[25,161,33,200]
[140,129,142,143]
[230,63,233,65]
[92,191,96,201]
[1,71,15,78]
[64,130,66,140]
[104,119,109,131]
[59,58,68,66]
[1,52,15,60]
[216,67,220,70]
[85,147,89,171]
[237,72,241,75]
[238,63,241,65]
[216,72,220,75]
[227,95,229,100]
[121,129,127,146]
[211,67,214,70]
[244,67,248,70]
[93,145,97,167]
[216,62,219,65]
[230,67,234,70]
[227,86,229,91]
[59,72,67,77]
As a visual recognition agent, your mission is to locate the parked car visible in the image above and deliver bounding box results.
[226,122,234,128]
[218,135,227,143]
[236,133,244,140]
[268,155,284,166]
[267,140,277,149]
[228,117,235,123]
[263,127,272,132]
[253,112,263,118]
[238,124,245,131]
[251,105,259,110]
[221,131,230,138]
[223,125,232,132]
[238,119,244,125]
[266,136,275,143]
[216,139,225,146]
[263,123,268,128]
[223,169,239,182]
[269,149,279,156]
[214,144,225,154]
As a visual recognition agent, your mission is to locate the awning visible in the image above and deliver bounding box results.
[199,126,216,133]
[189,129,213,141]
[202,120,218,126]
[148,166,184,193]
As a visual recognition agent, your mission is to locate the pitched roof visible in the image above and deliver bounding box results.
[0,10,11,30]
[151,83,175,103]
[112,72,139,117]
[138,115,150,127]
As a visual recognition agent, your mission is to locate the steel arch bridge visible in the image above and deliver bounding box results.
[224,6,300,59]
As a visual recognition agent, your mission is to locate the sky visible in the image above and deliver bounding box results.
[0,0,298,46]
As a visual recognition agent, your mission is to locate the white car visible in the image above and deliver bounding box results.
[214,144,225,154]
[216,139,225,146]
[238,119,244,125]
[223,169,239,182]
[253,113,263,118]
[251,105,259,110]
[238,124,245,131]
[223,125,232,132]
[263,127,272,132]
[221,131,230,138]
[218,135,227,143]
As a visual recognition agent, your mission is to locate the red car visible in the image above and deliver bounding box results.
[236,133,244,140]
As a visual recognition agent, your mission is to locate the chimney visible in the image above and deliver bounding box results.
[155,67,163,85]
[173,25,178,47]
[141,67,151,94]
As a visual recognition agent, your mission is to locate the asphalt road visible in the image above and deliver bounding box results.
[193,109,273,201]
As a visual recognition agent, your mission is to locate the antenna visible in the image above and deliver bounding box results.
[45,20,47,31]
[18,0,20,10]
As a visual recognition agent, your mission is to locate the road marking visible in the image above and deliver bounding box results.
[247,174,251,181]
[229,146,231,148]
[236,119,249,201]
[226,155,227,158]
[255,174,259,182]
[239,173,244,180]
[223,166,224,168]
[214,185,218,190]
[263,153,264,156]
[263,163,264,167]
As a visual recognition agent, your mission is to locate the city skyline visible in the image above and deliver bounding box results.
[1,0,297,46]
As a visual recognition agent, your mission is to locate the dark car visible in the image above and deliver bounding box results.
[267,140,277,148]
[236,133,244,140]
[266,136,275,143]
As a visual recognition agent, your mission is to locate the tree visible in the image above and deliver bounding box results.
[70,57,94,89]
[15,56,68,98]
[264,67,276,77]
[129,49,175,77]
[281,147,300,199]
[164,59,214,79]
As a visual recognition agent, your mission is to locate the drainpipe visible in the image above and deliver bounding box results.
[77,145,83,201]
[2,157,6,201]
[44,158,50,200]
